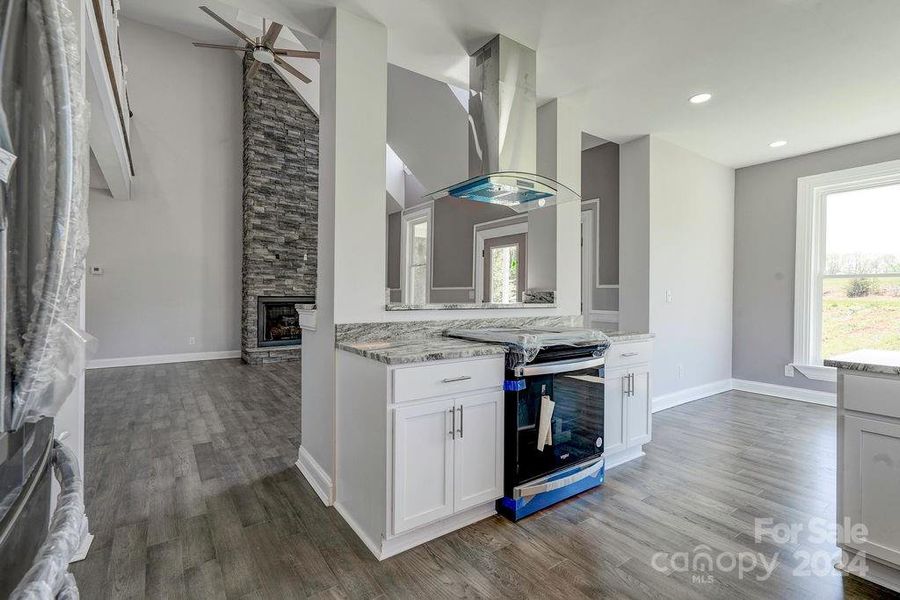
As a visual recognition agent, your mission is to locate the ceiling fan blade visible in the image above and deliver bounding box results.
[273,49,320,59]
[274,56,311,83]
[261,22,283,48]
[193,42,248,51]
[246,60,261,80]
[199,6,254,46]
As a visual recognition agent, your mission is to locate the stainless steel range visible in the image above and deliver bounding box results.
[444,327,610,520]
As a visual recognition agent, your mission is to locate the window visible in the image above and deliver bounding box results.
[793,159,900,381]
[489,245,519,303]
[401,206,432,305]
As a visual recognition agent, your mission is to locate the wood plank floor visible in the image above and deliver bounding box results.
[72,359,898,599]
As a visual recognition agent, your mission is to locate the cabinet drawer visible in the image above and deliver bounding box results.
[844,374,900,419]
[605,341,652,369]
[392,357,503,403]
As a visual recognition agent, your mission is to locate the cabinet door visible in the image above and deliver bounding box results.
[453,392,504,512]
[603,371,627,455]
[393,398,455,534]
[625,369,651,447]
[842,415,900,565]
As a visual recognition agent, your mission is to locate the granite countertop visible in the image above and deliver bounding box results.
[385,302,557,311]
[824,349,900,376]
[336,330,653,365]
[336,337,507,365]
[603,332,655,343]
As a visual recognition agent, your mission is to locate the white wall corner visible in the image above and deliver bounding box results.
[296,445,334,506]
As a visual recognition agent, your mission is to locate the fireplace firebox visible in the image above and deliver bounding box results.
[257,296,313,347]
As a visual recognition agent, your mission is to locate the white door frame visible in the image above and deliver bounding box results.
[474,222,528,305]
[581,211,594,327]
[400,204,433,304]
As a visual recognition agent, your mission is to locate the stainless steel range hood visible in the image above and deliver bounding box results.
[427,35,579,212]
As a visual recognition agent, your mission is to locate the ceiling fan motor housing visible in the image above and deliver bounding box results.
[252,46,275,64]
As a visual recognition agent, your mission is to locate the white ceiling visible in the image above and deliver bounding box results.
[120,0,900,168]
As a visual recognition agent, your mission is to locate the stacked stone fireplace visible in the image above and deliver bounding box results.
[241,55,318,364]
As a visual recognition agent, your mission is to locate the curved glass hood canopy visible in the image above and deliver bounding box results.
[427,171,580,213]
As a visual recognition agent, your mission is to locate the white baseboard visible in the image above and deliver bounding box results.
[604,446,644,469]
[731,378,836,407]
[334,499,495,561]
[333,501,382,558]
[295,446,334,506]
[379,502,496,560]
[652,379,733,413]
[837,549,900,593]
[87,350,240,369]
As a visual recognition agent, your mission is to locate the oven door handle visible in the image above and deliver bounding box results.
[513,457,605,499]
[518,356,605,377]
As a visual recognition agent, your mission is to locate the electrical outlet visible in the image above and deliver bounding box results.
[677,364,684,379]
[90,266,104,276]
[188,337,196,345]
[784,364,794,377]
[468,290,475,300]
[665,290,673,304]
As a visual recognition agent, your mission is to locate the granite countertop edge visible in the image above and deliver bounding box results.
[336,338,507,365]
[823,359,900,376]
[336,331,654,365]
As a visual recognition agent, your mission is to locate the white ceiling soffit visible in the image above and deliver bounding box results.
[120,0,900,168]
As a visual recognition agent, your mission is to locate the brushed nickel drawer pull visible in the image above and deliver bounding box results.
[621,352,639,357]
[441,375,472,383]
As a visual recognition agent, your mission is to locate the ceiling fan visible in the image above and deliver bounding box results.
[192,5,319,82]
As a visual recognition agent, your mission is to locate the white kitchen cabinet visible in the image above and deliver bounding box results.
[453,392,504,512]
[393,391,503,534]
[603,338,653,468]
[603,373,626,455]
[833,367,900,593]
[626,368,651,447]
[842,415,900,565]
[334,351,504,560]
[393,399,455,533]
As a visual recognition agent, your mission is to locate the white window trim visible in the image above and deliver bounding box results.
[400,204,433,305]
[792,158,900,381]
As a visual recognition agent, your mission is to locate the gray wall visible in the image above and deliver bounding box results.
[618,136,650,332]
[386,64,467,191]
[86,19,242,360]
[386,211,401,290]
[733,132,900,391]
[582,142,620,310]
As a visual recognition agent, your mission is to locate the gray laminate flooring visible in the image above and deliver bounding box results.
[71,359,897,599]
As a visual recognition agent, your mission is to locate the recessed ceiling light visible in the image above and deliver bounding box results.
[689,93,712,104]
[769,140,787,148]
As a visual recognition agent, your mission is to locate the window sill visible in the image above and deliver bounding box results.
[789,363,837,382]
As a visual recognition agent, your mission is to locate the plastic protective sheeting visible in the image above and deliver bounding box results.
[1,0,93,430]
[443,327,610,370]
[10,440,85,599]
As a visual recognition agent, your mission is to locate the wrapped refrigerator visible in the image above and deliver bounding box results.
[0,0,92,596]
